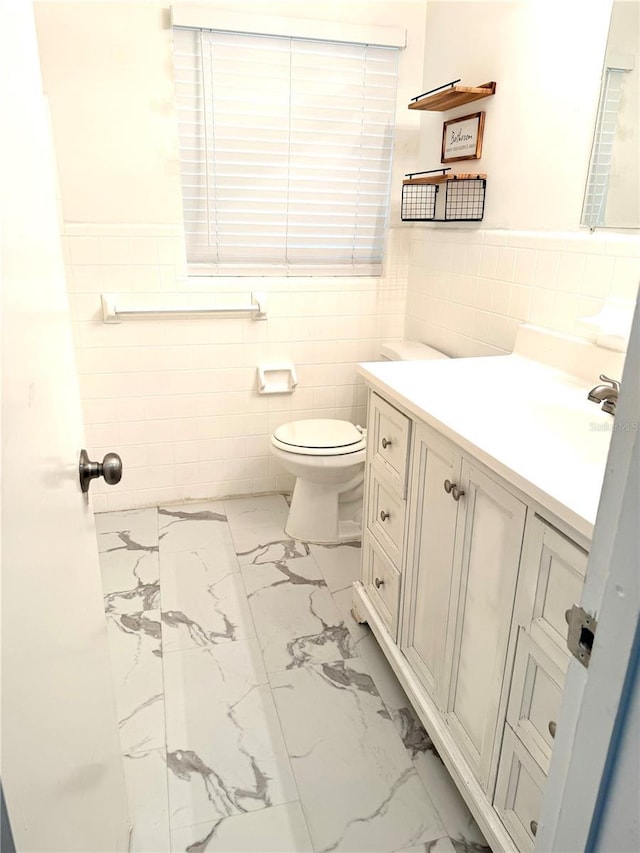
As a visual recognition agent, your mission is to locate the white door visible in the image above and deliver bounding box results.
[0,3,130,851]
[537,293,639,852]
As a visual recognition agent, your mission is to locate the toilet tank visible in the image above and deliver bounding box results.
[380,340,449,361]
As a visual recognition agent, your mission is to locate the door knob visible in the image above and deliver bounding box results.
[381,437,392,449]
[79,449,123,493]
[374,577,384,589]
[548,720,557,739]
[380,510,390,522]
[444,479,453,493]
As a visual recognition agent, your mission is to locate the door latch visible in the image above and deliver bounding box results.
[565,604,597,668]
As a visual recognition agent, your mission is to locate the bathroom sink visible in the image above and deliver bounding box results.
[514,398,614,464]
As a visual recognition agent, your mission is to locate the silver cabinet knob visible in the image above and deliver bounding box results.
[380,510,390,522]
[444,480,465,501]
[451,485,465,502]
[548,720,557,738]
[530,820,538,837]
[381,437,392,449]
[374,577,384,589]
[79,449,123,493]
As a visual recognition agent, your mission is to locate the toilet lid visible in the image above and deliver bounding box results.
[274,419,363,450]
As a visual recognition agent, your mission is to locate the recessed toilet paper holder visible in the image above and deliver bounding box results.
[257,363,298,395]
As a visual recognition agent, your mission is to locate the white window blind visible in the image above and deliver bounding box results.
[172,27,400,275]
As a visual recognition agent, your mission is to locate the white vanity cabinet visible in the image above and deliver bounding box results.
[354,385,593,853]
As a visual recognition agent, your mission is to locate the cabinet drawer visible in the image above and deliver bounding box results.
[363,534,401,639]
[494,726,546,853]
[369,393,410,493]
[367,467,406,565]
[507,629,564,773]
[521,517,588,654]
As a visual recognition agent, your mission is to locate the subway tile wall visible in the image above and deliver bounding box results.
[63,224,409,512]
[406,228,640,357]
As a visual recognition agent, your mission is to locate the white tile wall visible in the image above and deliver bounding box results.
[405,227,640,358]
[65,224,409,511]
[65,220,639,513]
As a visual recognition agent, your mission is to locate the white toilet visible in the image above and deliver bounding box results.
[270,340,449,544]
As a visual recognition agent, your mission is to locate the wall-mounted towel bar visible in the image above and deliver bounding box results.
[101,292,267,323]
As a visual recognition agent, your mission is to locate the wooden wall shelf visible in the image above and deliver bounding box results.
[409,81,496,112]
[402,172,486,186]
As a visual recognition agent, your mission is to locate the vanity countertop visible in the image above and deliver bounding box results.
[358,349,618,540]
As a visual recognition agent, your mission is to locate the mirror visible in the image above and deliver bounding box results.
[582,0,639,229]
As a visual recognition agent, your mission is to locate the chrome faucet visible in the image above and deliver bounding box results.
[587,374,620,415]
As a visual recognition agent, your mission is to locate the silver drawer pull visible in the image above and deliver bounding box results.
[374,577,384,589]
[380,510,390,522]
[530,820,538,837]
[381,437,392,449]
[548,720,557,738]
[444,479,453,493]
[451,485,465,502]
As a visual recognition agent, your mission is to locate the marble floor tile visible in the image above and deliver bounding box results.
[163,639,298,830]
[123,748,171,853]
[224,494,313,566]
[224,494,290,531]
[333,588,488,850]
[333,581,406,688]
[332,585,371,645]
[270,659,445,852]
[105,609,165,757]
[170,802,313,852]
[96,508,160,613]
[308,541,362,592]
[158,501,231,554]
[95,497,490,853]
[234,533,312,567]
[413,751,490,852]
[160,546,254,654]
[242,556,356,673]
[395,837,457,853]
[95,507,159,548]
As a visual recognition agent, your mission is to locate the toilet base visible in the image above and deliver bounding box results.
[284,477,363,544]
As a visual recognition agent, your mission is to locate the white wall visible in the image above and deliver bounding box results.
[34,0,425,510]
[418,0,612,230]
[406,0,640,359]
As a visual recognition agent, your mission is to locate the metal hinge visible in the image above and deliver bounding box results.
[566,605,598,668]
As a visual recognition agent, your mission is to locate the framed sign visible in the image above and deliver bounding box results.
[441,111,485,163]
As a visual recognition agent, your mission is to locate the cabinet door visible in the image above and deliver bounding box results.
[401,424,460,705]
[443,462,526,792]
[515,515,588,657]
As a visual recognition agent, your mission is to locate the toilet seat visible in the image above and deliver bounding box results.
[272,419,366,456]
